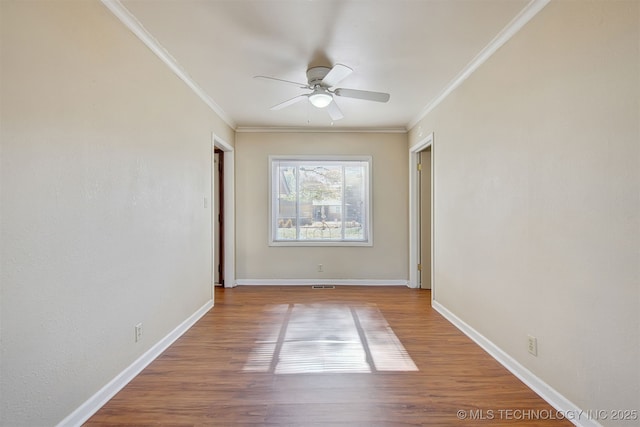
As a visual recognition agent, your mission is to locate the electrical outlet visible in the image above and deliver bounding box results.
[527,335,537,356]
[317,264,323,272]
[135,323,143,343]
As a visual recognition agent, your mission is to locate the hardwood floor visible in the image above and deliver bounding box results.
[86,286,571,426]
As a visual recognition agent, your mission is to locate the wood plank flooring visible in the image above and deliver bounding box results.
[86,286,571,426]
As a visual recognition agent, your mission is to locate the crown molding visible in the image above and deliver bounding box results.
[100,0,236,130]
[235,126,407,134]
[407,0,550,130]
[102,0,549,135]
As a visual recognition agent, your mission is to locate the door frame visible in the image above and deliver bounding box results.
[409,132,434,298]
[212,133,235,288]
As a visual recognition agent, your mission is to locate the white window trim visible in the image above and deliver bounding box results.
[268,155,373,247]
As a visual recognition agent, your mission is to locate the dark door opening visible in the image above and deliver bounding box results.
[214,148,224,286]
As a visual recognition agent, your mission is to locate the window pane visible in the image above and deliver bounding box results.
[300,163,342,241]
[345,164,366,241]
[275,165,297,240]
[271,157,371,246]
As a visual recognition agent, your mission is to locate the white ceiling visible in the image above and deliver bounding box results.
[116,0,533,131]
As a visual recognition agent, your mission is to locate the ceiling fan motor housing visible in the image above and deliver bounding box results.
[306,66,331,87]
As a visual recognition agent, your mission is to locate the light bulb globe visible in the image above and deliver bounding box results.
[309,92,333,108]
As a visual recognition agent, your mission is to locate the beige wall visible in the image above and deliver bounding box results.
[3,0,637,424]
[235,132,408,282]
[0,1,233,425]
[409,0,639,422]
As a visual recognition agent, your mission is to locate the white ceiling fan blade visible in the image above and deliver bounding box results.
[334,88,390,103]
[321,64,352,88]
[326,100,344,121]
[270,94,308,110]
[254,75,309,89]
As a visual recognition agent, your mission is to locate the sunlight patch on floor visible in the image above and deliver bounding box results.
[243,303,418,374]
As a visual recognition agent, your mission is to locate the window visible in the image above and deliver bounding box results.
[270,156,371,246]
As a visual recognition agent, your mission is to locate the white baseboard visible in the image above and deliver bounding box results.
[432,301,603,427]
[235,279,409,286]
[56,299,214,427]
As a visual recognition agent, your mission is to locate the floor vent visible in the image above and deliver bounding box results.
[312,285,335,289]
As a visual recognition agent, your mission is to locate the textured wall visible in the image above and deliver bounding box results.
[0,1,233,425]
[409,0,639,423]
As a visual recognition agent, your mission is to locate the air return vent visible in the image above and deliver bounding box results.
[312,285,335,289]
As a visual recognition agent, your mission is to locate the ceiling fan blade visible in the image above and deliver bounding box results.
[334,88,390,103]
[270,94,308,110]
[321,64,352,88]
[326,100,344,121]
[254,75,308,88]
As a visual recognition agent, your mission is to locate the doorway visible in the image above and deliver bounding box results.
[419,147,432,289]
[212,134,235,288]
[409,133,434,296]
[214,148,224,286]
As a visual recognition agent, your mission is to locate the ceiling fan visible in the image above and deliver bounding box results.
[255,64,390,121]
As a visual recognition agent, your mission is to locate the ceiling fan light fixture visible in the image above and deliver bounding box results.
[259,63,389,119]
[308,91,333,108]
